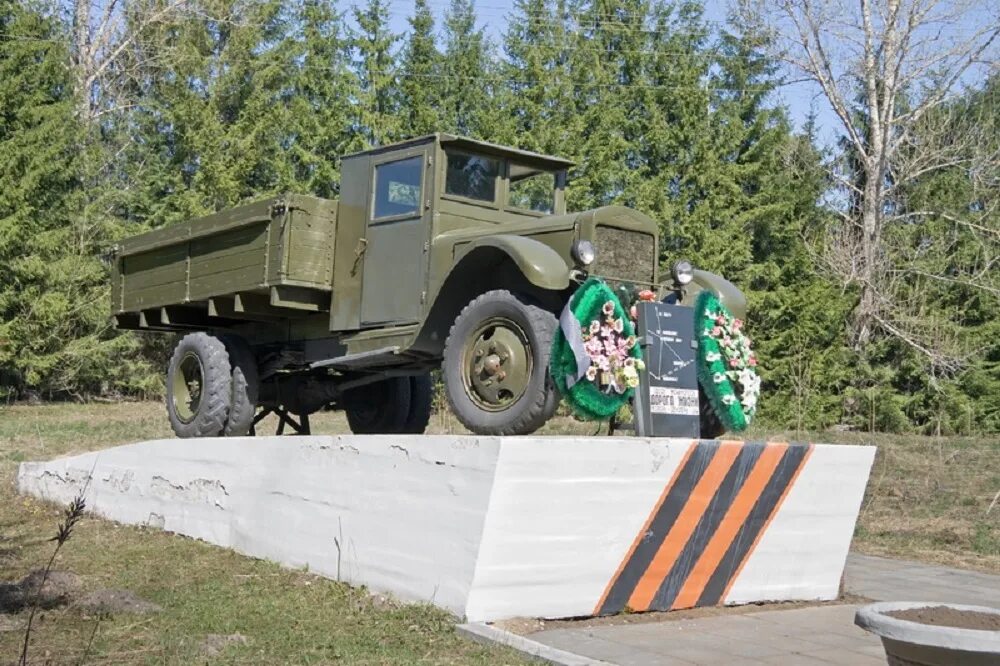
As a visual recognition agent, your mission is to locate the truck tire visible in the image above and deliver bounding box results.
[166,333,232,438]
[402,373,434,434]
[344,377,412,434]
[220,335,259,437]
[442,290,557,436]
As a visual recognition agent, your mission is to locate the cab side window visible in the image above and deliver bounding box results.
[445,152,499,203]
[508,165,555,214]
[373,156,423,219]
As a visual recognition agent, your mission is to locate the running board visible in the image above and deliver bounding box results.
[309,346,400,370]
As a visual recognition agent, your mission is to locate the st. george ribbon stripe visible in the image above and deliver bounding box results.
[596,441,720,616]
[669,442,789,610]
[695,443,813,608]
[648,442,766,610]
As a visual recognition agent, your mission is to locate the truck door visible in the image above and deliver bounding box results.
[360,147,432,325]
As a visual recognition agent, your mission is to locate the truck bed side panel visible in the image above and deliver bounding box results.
[114,196,338,326]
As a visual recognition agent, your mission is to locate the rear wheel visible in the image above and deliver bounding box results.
[442,290,557,436]
[402,374,434,434]
[166,333,232,438]
[220,335,259,437]
[343,377,412,434]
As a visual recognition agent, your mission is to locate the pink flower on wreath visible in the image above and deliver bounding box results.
[590,320,601,335]
[733,319,743,330]
[613,318,624,333]
[585,337,603,356]
[749,357,758,367]
[602,301,615,316]
[711,326,722,337]
[715,315,726,326]
[729,358,740,368]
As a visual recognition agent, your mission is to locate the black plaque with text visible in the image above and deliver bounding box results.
[633,302,700,437]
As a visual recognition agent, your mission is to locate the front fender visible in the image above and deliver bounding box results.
[454,235,571,291]
[682,269,747,320]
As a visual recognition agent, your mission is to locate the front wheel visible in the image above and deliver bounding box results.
[442,290,558,436]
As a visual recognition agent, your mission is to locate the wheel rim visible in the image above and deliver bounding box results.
[173,352,204,424]
[461,316,533,412]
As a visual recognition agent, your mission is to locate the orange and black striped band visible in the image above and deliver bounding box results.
[595,440,814,615]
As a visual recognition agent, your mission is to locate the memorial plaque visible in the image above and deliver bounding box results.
[633,301,701,437]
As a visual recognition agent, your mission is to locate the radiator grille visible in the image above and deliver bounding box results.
[592,226,656,286]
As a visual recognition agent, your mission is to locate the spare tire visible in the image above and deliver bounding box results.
[166,333,232,438]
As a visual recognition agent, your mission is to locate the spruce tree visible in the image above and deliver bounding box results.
[570,0,652,210]
[352,0,400,147]
[0,0,157,398]
[286,0,360,196]
[399,0,441,137]
[499,0,582,153]
[440,0,491,137]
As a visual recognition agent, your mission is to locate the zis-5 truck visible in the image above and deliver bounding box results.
[110,134,745,437]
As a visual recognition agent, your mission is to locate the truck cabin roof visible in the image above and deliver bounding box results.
[341,133,575,173]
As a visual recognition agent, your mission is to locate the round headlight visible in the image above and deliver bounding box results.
[572,240,596,266]
[672,259,694,285]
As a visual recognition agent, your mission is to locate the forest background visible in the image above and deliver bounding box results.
[1,0,997,434]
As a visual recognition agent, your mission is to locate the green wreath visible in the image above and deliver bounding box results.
[695,291,760,433]
[550,278,643,420]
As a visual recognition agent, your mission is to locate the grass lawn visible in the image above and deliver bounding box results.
[2,401,998,664]
[754,426,1000,573]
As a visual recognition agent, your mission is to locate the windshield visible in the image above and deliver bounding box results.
[445,152,500,202]
[507,164,555,214]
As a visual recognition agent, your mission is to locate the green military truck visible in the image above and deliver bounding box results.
[110,134,745,437]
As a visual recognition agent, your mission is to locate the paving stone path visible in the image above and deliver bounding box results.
[529,553,1000,665]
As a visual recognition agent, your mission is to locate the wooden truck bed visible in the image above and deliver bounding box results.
[111,194,337,331]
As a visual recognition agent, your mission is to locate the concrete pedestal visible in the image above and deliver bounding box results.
[18,436,874,622]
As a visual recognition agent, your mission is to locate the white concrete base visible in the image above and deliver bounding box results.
[18,436,874,622]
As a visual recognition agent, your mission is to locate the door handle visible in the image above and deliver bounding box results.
[350,238,367,277]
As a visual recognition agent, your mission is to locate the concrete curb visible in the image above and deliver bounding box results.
[456,622,615,666]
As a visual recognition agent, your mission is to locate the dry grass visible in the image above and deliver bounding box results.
[755,427,1000,573]
[1,402,997,664]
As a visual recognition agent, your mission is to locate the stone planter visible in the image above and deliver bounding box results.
[855,601,1000,666]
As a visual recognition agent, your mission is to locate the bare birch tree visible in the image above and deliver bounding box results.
[66,0,192,122]
[747,0,1000,374]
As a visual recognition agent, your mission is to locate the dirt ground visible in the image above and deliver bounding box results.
[494,594,873,636]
